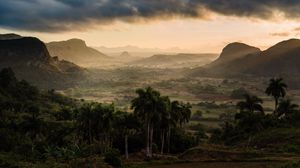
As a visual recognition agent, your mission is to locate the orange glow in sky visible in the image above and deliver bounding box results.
[1,14,299,53]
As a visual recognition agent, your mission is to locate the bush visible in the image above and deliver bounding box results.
[169,128,197,153]
[209,128,223,144]
[104,149,122,168]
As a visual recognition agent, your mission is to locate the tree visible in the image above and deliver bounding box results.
[235,94,265,145]
[265,78,287,113]
[237,94,264,114]
[131,87,161,157]
[179,103,192,127]
[76,103,115,152]
[277,99,299,119]
[114,111,140,159]
[0,68,17,89]
[156,96,170,155]
[166,101,191,153]
[76,103,94,145]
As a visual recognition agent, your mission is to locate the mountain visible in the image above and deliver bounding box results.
[244,39,300,76]
[95,46,200,58]
[191,39,300,77]
[129,53,217,68]
[205,42,261,68]
[0,34,85,89]
[0,33,22,40]
[47,39,110,67]
[120,51,131,58]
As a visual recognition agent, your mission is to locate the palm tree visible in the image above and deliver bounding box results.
[76,103,94,144]
[165,101,180,153]
[237,94,264,114]
[179,103,192,127]
[265,78,287,113]
[165,101,191,153]
[156,96,170,155]
[76,103,116,154]
[93,103,115,152]
[277,99,299,119]
[236,94,264,146]
[114,111,139,159]
[131,87,161,157]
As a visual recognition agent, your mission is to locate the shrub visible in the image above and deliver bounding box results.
[104,149,122,168]
[169,128,197,153]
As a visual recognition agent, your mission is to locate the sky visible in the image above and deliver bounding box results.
[1,0,300,53]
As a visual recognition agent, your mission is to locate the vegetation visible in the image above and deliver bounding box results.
[1,67,300,167]
[0,68,195,167]
[213,77,300,154]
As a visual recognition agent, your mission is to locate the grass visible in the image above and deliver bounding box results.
[250,127,300,154]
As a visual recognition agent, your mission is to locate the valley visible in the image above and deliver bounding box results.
[3,1,300,167]
[1,33,300,168]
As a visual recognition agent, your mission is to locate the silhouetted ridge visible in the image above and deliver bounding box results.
[0,37,50,62]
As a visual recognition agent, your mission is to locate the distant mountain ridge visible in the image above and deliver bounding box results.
[191,38,300,77]
[129,53,217,68]
[47,39,110,67]
[0,34,85,89]
[120,51,131,58]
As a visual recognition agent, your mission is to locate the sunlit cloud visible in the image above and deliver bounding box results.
[270,32,290,37]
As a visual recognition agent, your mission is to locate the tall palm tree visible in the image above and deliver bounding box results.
[114,111,139,159]
[131,87,161,157]
[165,101,191,153]
[156,96,170,155]
[265,78,287,113]
[165,101,180,153]
[179,103,192,127]
[93,103,114,152]
[277,99,299,119]
[76,103,94,144]
[237,94,264,114]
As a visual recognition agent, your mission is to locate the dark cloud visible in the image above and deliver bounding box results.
[1,0,300,32]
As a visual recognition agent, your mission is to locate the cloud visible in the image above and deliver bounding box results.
[270,32,290,37]
[294,27,300,32]
[2,0,300,32]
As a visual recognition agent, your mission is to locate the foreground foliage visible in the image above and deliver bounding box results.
[0,68,195,167]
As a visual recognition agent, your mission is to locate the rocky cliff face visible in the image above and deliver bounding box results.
[0,35,85,89]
